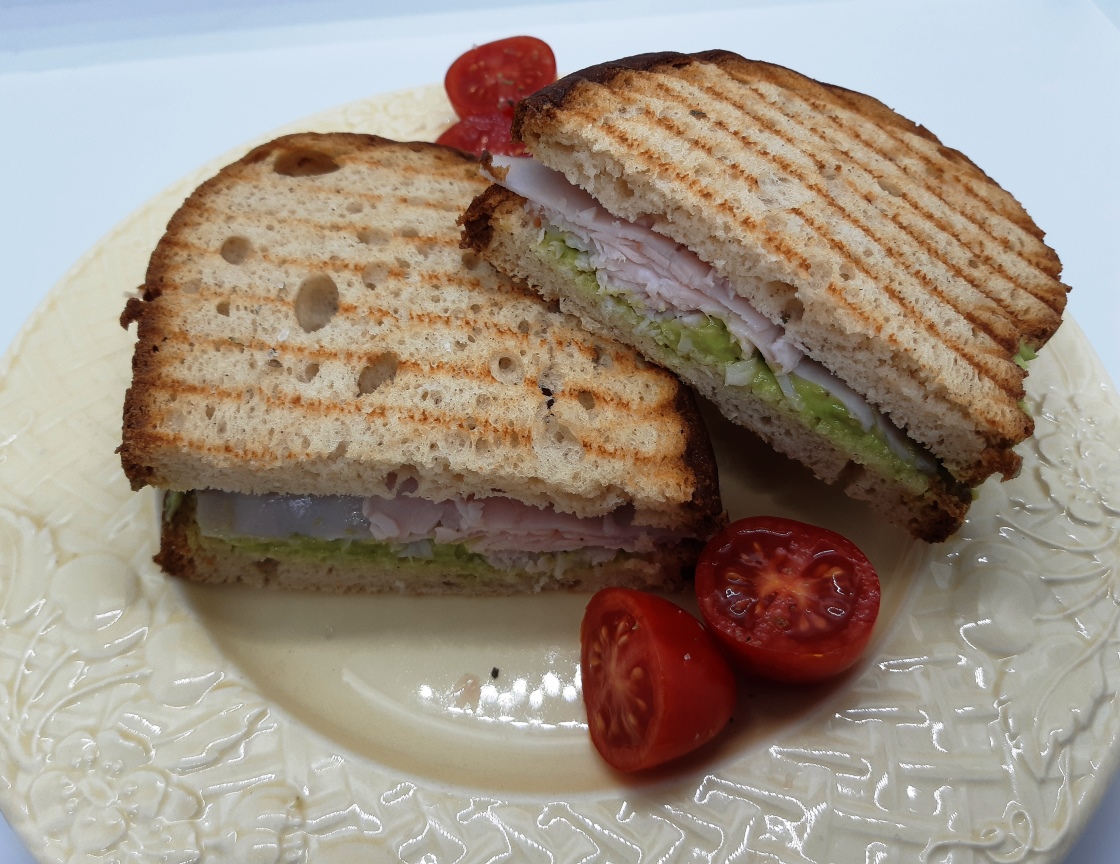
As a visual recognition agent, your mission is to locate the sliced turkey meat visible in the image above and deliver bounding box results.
[194,489,682,554]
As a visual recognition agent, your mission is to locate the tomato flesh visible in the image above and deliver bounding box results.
[580,588,736,772]
[695,517,881,683]
[435,113,527,157]
[444,36,556,119]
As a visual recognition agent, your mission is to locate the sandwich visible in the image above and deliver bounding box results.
[118,132,724,594]
[461,51,1069,542]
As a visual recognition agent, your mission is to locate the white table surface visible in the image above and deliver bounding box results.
[1,0,1118,860]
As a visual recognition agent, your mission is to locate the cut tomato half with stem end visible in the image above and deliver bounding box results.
[580,588,736,772]
[444,35,557,119]
[695,516,881,684]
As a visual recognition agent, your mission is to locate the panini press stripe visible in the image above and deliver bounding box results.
[157,237,481,286]
[749,63,1042,242]
[735,79,1058,322]
[145,381,675,464]
[178,198,472,244]
[672,73,1050,339]
[152,328,649,409]
[555,101,932,378]
[642,76,1021,353]
[760,74,1064,291]
[824,86,1045,241]
[155,296,545,352]
[752,79,1065,314]
[599,85,1011,389]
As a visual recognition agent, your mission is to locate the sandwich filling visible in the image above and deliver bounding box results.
[487,155,939,485]
[189,487,686,569]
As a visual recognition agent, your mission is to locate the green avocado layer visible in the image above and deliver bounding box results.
[541,231,935,493]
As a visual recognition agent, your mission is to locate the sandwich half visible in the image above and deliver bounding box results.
[461,51,1069,542]
[119,132,724,594]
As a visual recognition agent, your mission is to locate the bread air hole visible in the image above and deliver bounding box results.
[461,250,481,270]
[216,300,231,317]
[490,353,523,385]
[220,236,252,265]
[362,262,390,290]
[358,227,390,246]
[301,362,320,382]
[273,148,340,177]
[358,353,399,395]
[780,295,805,326]
[294,274,339,332]
[578,390,596,411]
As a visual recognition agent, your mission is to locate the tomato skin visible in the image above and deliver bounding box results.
[435,113,527,157]
[580,588,736,772]
[695,517,881,684]
[444,36,556,119]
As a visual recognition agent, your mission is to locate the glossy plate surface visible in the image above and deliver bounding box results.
[1,86,1118,863]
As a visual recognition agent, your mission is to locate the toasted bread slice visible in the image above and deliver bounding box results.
[509,51,1068,489]
[119,133,724,592]
[463,184,972,542]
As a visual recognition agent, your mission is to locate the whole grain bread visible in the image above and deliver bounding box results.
[119,133,722,537]
[510,51,1069,489]
[463,184,972,542]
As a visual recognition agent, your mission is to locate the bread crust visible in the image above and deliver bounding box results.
[510,50,1068,488]
[119,133,724,538]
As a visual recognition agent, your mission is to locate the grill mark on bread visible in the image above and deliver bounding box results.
[734,80,1062,322]
[643,80,1020,352]
[184,190,483,233]
[652,74,1045,351]
[555,105,904,381]
[139,380,679,465]
[698,54,1062,280]
[823,85,1051,248]
[569,102,822,282]
[148,328,661,413]
[158,227,468,271]
[154,287,622,363]
[596,86,1017,391]
[787,207,1024,401]
[733,76,1066,317]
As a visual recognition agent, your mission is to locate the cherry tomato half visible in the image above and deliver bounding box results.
[444,35,556,119]
[580,588,736,772]
[435,112,527,157]
[695,517,881,684]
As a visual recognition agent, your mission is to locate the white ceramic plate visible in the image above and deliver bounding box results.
[1,85,1119,864]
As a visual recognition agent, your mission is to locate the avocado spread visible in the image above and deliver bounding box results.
[540,231,935,492]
